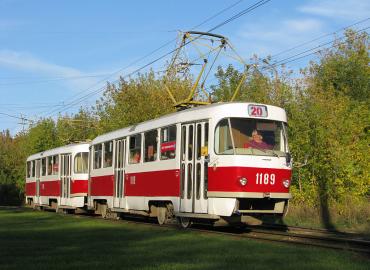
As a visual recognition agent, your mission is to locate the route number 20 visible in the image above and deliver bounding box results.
[256,173,275,185]
[248,105,268,117]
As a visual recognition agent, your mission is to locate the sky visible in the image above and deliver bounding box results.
[0,0,369,134]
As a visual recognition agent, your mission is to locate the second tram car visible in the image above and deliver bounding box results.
[87,102,292,226]
[25,143,89,212]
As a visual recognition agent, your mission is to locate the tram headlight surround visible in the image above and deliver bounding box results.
[283,179,290,188]
[239,177,248,186]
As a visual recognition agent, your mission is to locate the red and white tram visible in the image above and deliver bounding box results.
[87,102,292,226]
[25,143,89,211]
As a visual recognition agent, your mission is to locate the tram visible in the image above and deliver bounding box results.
[87,102,292,226]
[25,143,89,212]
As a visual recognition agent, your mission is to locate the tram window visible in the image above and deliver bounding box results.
[215,118,287,156]
[27,161,31,178]
[187,164,192,199]
[93,144,103,169]
[52,155,59,175]
[215,119,234,154]
[75,152,88,173]
[160,125,176,160]
[181,127,186,161]
[196,163,201,199]
[205,123,209,146]
[181,163,185,199]
[188,125,194,161]
[103,141,113,168]
[204,163,208,199]
[47,156,52,175]
[31,161,35,177]
[41,158,46,176]
[129,134,142,164]
[196,124,202,160]
[144,130,158,162]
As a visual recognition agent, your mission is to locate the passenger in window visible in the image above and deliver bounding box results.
[104,157,112,167]
[147,145,154,161]
[47,161,52,175]
[245,130,272,150]
[131,151,141,164]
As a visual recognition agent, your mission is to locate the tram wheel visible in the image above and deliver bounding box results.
[177,217,192,229]
[157,205,168,225]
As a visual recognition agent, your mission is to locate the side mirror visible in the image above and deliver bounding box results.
[286,152,291,165]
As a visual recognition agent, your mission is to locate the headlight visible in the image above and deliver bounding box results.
[283,179,290,188]
[239,177,247,186]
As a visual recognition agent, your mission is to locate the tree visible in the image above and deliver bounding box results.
[95,72,190,133]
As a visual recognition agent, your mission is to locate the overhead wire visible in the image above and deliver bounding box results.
[270,17,370,58]
[40,0,248,117]
[205,25,370,92]
[0,74,111,86]
[269,26,370,68]
[0,112,33,122]
[42,0,270,118]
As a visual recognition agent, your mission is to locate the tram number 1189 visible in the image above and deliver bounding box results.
[256,173,275,185]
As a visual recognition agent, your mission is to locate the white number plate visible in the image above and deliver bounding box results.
[256,173,275,185]
[248,105,268,117]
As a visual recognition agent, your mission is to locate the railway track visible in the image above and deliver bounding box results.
[60,211,370,255]
[4,206,370,255]
[211,225,370,255]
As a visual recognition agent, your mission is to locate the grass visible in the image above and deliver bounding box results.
[0,208,369,270]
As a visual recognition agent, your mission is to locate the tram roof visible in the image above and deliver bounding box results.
[27,142,90,161]
[91,102,287,145]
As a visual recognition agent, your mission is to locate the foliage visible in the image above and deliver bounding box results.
[308,30,370,104]
[95,72,191,133]
[0,28,368,230]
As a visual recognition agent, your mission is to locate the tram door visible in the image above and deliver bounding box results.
[180,121,209,213]
[113,139,126,208]
[35,159,41,205]
[60,154,72,205]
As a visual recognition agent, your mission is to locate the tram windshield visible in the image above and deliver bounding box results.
[215,118,288,156]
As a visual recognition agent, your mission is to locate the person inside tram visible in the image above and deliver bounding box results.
[245,129,272,150]
[131,151,141,164]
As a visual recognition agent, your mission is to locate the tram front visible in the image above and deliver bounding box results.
[208,103,292,223]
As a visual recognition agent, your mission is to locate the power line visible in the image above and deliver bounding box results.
[270,17,370,59]
[269,26,370,68]
[206,26,370,92]
[0,74,110,86]
[208,0,271,32]
[43,0,272,118]
[40,0,247,118]
[0,112,33,122]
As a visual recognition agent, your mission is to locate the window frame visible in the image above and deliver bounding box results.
[74,152,89,174]
[93,143,103,169]
[144,129,158,163]
[214,117,288,156]
[160,125,177,160]
[129,133,142,164]
[26,161,31,178]
[41,158,46,176]
[103,141,113,168]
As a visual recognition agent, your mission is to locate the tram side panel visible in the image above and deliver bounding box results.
[89,141,115,209]
[88,125,182,212]
[66,150,89,208]
[25,160,36,205]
